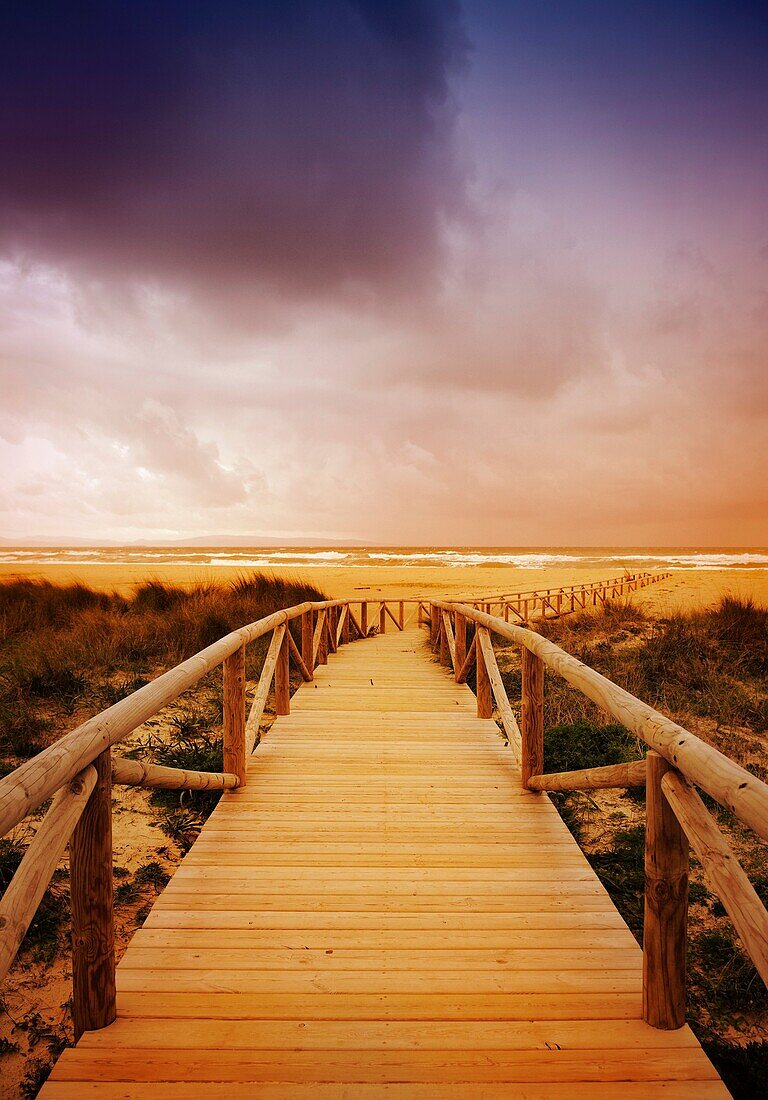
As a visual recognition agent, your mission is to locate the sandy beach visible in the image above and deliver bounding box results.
[1,559,767,615]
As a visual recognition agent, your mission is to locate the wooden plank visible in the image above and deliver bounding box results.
[38,624,722,1094]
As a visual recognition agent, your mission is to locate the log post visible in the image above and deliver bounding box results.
[439,614,448,665]
[70,748,116,1039]
[430,604,439,646]
[318,615,329,664]
[361,601,368,637]
[223,644,246,785]
[274,628,290,715]
[643,752,688,1029]
[301,611,314,678]
[327,607,337,653]
[325,607,334,652]
[379,603,387,634]
[454,613,466,682]
[521,648,544,789]
[342,605,350,644]
[476,629,492,718]
[398,600,404,629]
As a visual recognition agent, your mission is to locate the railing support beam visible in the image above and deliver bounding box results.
[643,751,688,1029]
[454,612,466,681]
[521,648,544,789]
[275,628,290,715]
[476,630,492,718]
[70,748,116,1039]
[223,644,247,785]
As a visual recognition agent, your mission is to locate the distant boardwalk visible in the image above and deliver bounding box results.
[42,625,725,1096]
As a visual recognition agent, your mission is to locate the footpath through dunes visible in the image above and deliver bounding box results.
[41,625,726,1097]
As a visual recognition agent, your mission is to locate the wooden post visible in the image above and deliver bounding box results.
[274,628,290,716]
[361,601,368,637]
[301,611,314,678]
[318,616,329,664]
[643,752,688,1029]
[454,613,466,682]
[223,644,246,785]
[521,648,544,789]
[430,604,439,645]
[70,748,116,1039]
[476,630,492,718]
[439,615,448,665]
[379,603,387,634]
[398,600,404,629]
[342,604,350,644]
[327,607,337,653]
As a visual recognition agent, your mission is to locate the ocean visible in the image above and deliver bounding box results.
[1,547,767,570]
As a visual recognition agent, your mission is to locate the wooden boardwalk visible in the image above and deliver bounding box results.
[42,625,726,1097]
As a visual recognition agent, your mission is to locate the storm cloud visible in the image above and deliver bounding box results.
[0,2,468,296]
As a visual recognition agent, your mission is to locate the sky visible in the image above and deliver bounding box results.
[1,0,767,545]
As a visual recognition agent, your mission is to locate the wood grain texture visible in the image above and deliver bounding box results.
[41,628,723,1095]
[245,625,286,756]
[433,599,768,841]
[111,757,239,792]
[274,628,290,716]
[70,748,116,1039]
[521,647,544,789]
[662,770,768,986]
[0,766,96,981]
[528,759,647,793]
[643,752,688,1029]
[223,644,247,783]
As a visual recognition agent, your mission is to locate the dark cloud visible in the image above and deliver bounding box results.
[0,2,468,296]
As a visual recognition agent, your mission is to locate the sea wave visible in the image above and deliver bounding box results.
[1,547,767,569]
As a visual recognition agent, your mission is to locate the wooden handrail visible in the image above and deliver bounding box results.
[455,634,476,684]
[432,600,768,841]
[246,624,287,755]
[428,599,768,1030]
[475,627,521,761]
[661,770,768,986]
[0,599,348,837]
[111,756,240,791]
[528,758,647,792]
[286,628,312,682]
[0,766,96,982]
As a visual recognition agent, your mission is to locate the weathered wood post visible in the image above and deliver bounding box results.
[275,628,290,715]
[301,611,314,678]
[521,648,544,788]
[454,612,466,682]
[70,747,116,1039]
[476,629,492,718]
[327,607,337,653]
[643,751,688,1029]
[361,601,368,637]
[439,614,448,665]
[223,644,246,785]
[342,604,350,644]
[318,615,329,664]
[398,600,404,629]
[379,602,387,634]
[430,604,439,646]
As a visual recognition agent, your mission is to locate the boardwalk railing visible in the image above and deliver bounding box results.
[0,596,399,1036]
[482,571,671,622]
[428,599,768,1030]
[2,585,765,1049]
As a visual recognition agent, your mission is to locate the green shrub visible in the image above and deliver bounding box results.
[544,718,639,773]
